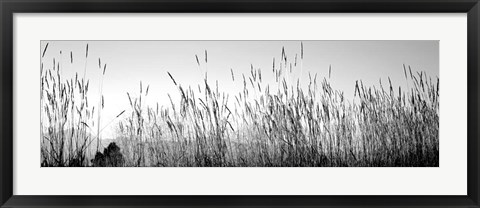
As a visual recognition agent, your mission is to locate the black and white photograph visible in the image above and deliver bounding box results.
[40,40,439,167]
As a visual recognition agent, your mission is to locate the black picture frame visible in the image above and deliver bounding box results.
[1,0,479,207]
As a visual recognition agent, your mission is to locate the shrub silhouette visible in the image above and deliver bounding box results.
[91,142,125,167]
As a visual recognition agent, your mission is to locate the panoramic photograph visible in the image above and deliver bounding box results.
[40,40,439,167]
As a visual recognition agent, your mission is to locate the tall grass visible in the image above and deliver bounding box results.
[41,43,111,167]
[114,47,439,167]
[42,43,439,167]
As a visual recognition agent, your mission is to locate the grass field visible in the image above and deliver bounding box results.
[41,43,439,167]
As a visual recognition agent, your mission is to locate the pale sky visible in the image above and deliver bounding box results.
[40,40,439,138]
